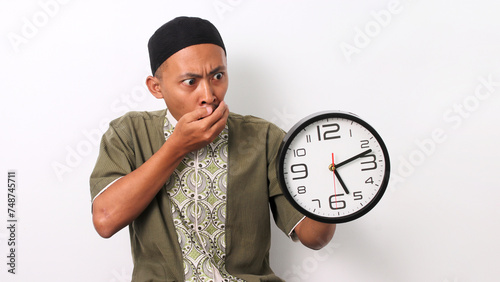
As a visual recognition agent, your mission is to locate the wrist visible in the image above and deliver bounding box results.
[163,133,190,160]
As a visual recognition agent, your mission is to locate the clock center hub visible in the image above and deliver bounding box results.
[328,163,335,172]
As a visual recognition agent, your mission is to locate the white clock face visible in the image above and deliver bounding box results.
[278,112,390,223]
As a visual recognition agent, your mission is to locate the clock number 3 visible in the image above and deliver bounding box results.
[359,140,378,171]
[360,154,377,171]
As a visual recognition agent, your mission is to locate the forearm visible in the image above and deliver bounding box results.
[294,217,336,250]
[92,104,229,238]
[92,137,186,238]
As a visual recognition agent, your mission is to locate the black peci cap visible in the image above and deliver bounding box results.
[148,16,226,75]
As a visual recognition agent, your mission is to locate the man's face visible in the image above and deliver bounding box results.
[153,43,228,121]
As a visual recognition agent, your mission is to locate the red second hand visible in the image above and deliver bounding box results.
[332,153,337,209]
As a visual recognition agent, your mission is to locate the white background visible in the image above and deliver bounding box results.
[1,0,499,281]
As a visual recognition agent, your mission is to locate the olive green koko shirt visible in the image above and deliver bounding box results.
[90,109,304,281]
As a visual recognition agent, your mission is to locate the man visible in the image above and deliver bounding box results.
[90,16,335,281]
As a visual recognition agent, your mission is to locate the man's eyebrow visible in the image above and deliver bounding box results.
[179,66,226,79]
[180,72,202,79]
[208,66,226,76]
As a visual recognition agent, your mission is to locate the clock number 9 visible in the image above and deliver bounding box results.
[317,123,341,141]
[290,163,308,180]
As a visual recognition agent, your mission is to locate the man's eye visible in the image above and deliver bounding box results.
[182,79,195,86]
[213,73,223,80]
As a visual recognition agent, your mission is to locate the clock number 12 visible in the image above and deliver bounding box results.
[317,123,340,141]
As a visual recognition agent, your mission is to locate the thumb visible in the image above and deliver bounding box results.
[199,106,213,119]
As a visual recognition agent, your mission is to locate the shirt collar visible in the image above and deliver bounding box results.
[166,108,178,128]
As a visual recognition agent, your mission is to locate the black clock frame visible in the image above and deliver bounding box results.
[276,111,391,224]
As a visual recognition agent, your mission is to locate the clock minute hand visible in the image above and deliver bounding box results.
[335,149,372,169]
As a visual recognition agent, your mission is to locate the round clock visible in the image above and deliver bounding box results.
[277,111,390,224]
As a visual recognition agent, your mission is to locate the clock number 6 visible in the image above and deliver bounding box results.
[329,194,346,210]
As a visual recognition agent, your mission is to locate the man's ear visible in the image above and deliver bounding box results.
[146,76,163,99]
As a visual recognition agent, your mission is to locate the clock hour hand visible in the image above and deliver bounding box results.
[335,149,372,169]
[334,170,350,195]
[332,153,350,195]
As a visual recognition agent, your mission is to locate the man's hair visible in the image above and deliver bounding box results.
[153,62,166,79]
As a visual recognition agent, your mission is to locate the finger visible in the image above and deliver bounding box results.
[208,102,229,127]
[212,101,228,120]
[180,106,213,124]
[209,104,229,134]
[197,101,227,126]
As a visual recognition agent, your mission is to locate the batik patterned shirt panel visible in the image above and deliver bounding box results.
[163,115,243,282]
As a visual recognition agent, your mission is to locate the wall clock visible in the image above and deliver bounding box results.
[277,111,390,223]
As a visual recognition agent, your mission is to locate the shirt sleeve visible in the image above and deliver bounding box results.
[89,122,136,202]
[267,122,306,238]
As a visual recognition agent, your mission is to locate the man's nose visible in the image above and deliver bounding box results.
[200,80,216,105]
